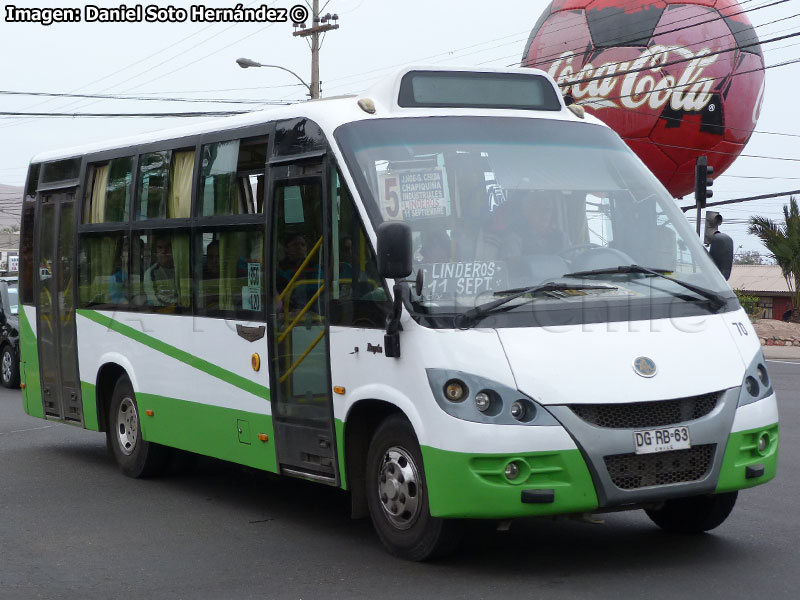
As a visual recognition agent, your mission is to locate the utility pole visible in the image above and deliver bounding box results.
[292,0,339,99]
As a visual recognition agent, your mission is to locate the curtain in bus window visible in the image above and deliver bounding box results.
[80,236,118,305]
[168,150,193,218]
[89,164,109,224]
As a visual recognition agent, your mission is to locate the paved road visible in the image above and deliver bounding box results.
[1,361,798,600]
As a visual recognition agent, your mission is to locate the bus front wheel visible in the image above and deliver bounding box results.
[106,376,167,478]
[365,414,461,561]
[645,491,738,533]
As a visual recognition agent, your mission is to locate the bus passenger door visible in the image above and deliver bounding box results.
[268,165,338,483]
[36,191,82,422]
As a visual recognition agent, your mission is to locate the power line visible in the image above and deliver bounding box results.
[0,110,249,118]
[622,136,800,163]
[679,188,800,211]
[0,90,288,105]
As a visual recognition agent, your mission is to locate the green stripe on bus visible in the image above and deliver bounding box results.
[77,309,270,400]
[136,391,277,473]
[421,445,598,518]
[19,307,44,419]
[715,423,779,493]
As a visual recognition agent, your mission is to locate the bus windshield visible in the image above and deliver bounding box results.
[336,116,734,319]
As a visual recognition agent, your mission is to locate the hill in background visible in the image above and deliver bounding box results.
[0,183,22,230]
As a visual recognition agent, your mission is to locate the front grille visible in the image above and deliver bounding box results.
[604,444,715,490]
[569,393,719,429]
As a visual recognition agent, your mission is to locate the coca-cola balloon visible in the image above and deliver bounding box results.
[522,0,765,198]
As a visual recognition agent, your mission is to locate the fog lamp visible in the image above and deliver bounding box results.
[504,462,520,480]
[758,432,770,454]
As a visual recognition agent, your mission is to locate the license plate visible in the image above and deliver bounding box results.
[633,426,691,454]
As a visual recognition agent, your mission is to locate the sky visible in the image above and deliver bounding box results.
[1,0,798,256]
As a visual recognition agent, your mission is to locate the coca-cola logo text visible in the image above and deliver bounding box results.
[548,45,719,112]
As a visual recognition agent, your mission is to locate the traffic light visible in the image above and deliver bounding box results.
[704,210,722,245]
[695,155,714,208]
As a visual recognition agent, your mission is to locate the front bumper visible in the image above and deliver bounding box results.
[421,393,778,519]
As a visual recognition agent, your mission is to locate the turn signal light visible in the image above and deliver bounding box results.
[257,433,269,442]
[20,383,25,389]
[145,410,154,417]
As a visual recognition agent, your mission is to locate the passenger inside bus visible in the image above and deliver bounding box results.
[277,233,321,311]
[109,237,129,305]
[144,234,179,307]
[420,230,451,263]
[500,190,568,257]
[202,239,220,310]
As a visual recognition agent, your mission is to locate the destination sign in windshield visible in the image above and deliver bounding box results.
[378,167,451,221]
[420,260,508,300]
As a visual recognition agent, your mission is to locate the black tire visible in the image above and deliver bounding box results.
[0,344,19,389]
[365,414,462,561]
[106,376,168,478]
[645,491,738,533]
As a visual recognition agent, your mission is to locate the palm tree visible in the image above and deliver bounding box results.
[748,196,800,322]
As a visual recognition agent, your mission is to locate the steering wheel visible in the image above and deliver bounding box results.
[559,244,635,272]
[558,243,602,258]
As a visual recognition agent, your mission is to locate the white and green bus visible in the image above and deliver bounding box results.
[20,66,778,560]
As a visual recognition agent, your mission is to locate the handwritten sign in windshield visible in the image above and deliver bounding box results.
[420,260,507,299]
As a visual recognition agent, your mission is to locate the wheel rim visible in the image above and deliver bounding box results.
[1,350,11,383]
[378,446,422,530]
[116,396,139,456]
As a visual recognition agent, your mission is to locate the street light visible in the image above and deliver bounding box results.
[235,57,314,99]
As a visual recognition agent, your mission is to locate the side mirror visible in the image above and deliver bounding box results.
[376,222,412,280]
[708,231,733,280]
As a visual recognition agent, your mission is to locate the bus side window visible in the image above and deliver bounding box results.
[78,233,129,307]
[329,170,391,328]
[136,149,194,220]
[195,229,265,316]
[130,231,191,312]
[199,136,267,217]
[83,157,133,224]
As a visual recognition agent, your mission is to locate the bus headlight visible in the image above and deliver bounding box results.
[426,369,560,426]
[511,401,525,420]
[444,380,467,402]
[756,363,770,387]
[475,391,491,412]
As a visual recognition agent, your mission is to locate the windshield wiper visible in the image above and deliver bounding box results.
[455,282,617,328]
[562,264,728,310]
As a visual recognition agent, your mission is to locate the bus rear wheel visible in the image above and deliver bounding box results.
[106,376,167,478]
[645,491,738,533]
[365,414,461,561]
